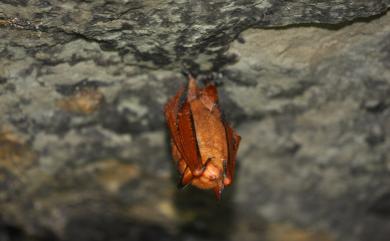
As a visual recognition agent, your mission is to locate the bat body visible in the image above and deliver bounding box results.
[164,75,240,199]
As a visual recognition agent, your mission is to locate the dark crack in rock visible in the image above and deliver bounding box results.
[0,1,390,241]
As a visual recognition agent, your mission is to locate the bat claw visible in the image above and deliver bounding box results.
[177,181,188,189]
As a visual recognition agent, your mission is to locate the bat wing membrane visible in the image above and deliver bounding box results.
[164,87,203,176]
[224,122,241,183]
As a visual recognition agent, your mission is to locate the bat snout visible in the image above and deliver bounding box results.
[203,162,223,181]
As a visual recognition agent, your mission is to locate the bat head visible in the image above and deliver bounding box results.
[191,161,226,199]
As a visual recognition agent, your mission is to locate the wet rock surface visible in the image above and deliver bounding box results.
[0,1,390,241]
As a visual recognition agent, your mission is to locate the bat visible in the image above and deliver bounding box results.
[164,74,240,199]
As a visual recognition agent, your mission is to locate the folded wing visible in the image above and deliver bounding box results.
[223,122,241,183]
[177,101,204,176]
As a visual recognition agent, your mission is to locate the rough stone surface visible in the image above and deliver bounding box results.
[0,1,390,241]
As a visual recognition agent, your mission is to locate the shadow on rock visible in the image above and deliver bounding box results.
[173,177,237,241]
[64,212,174,241]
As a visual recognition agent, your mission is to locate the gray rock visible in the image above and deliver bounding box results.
[1,0,389,70]
[0,1,389,241]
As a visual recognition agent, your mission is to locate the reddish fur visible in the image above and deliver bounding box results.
[164,75,240,199]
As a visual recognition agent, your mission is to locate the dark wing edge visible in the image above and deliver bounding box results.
[164,87,185,158]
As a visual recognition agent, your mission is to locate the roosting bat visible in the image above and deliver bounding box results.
[164,75,240,199]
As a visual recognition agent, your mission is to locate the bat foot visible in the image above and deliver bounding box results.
[198,72,223,86]
[181,69,196,79]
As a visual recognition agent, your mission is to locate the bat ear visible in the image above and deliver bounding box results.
[178,167,193,189]
[213,183,224,200]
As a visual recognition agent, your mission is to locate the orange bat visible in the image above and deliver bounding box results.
[164,75,241,199]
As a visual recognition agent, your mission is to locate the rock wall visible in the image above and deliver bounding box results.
[0,1,389,241]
